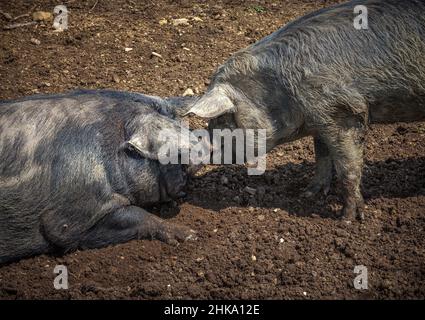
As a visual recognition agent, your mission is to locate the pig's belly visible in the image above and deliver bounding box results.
[368,93,425,124]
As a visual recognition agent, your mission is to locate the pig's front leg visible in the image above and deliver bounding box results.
[322,126,366,221]
[80,206,197,249]
[303,137,333,198]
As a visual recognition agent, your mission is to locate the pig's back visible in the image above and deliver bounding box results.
[249,0,425,122]
[0,92,116,190]
[255,0,425,47]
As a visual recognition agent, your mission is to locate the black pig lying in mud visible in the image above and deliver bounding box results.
[186,0,425,221]
[0,90,197,265]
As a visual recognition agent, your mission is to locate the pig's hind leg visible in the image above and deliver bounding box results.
[303,137,333,198]
[80,206,197,249]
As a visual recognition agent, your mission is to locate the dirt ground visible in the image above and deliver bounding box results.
[0,0,424,300]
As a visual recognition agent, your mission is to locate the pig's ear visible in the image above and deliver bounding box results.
[184,88,235,119]
[123,134,159,160]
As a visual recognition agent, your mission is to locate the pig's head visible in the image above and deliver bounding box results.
[184,52,305,154]
[121,101,206,206]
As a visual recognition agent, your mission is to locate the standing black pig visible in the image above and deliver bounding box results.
[186,0,425,220]
[0,90,197,265]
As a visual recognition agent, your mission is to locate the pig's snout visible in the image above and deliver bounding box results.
[159,165,187,202]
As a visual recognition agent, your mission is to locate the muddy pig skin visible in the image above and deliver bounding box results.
[0,90,197,265]
[186,0,425,220]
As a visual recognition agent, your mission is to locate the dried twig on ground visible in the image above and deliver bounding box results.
[12,13,30,21]
[3,21,36,30]
[90,0,99,12]
[0,10,13,20]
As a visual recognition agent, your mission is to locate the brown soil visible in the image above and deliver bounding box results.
[0,0,424,300]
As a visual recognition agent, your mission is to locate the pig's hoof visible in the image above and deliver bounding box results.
[339,203,365,222]
[302,181,330,198]
[157,223,197,245]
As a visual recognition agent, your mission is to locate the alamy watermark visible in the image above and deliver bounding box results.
[53,5,68,31]
[353,265,368,290]
[354,5,368,30]
[53,265,69,290]
[157,120,267,175]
